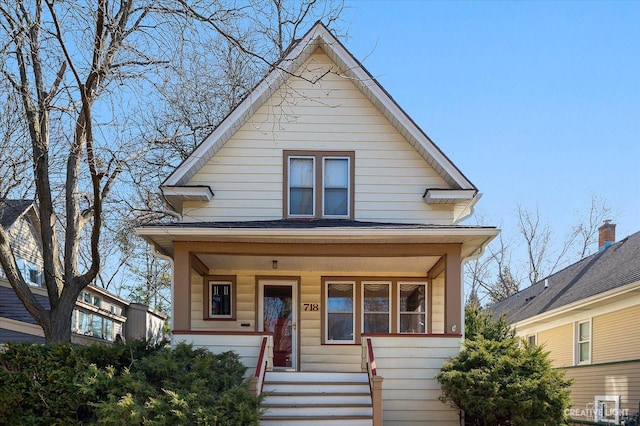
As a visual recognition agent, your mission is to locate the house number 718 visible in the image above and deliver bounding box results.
[303,303,319,311]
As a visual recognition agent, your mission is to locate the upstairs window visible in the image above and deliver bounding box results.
[17,258,42,287]
[576,320,591,364]
[284,151,354,219]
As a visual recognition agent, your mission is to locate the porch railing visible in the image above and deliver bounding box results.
[362,336,383,426]
[249,335,273,396]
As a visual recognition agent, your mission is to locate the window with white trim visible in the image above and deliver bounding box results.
[526,334,537,346]
[285,151,354,219]
[362,282,390,333]
[326,282,355,343]
[576,320,591,364]
[72,309,115,342]
[323,278,430,344]
[399,282,426,333]
[17,257,42,287]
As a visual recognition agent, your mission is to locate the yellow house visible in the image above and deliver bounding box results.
[490,223,640,425]
[138,22,498,426]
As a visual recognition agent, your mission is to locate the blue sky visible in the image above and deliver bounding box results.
[340,1,639,248]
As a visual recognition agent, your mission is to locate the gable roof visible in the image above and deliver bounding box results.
[162,21,476,193]
[489,230,640,324]
[0,199,35,229]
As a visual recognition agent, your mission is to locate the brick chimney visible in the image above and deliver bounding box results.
[598,220,616,251]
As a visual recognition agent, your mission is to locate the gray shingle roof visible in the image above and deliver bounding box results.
[489,230,640,323]
[140,219,496,231]
[0,199,34,229]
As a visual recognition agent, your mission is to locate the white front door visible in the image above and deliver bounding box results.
[259,279,298,370]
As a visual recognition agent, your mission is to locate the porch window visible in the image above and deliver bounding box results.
[576,320,591,364]
[284,151,354,219]
[326,282,355,343]
[399,282,426,333]
[204,276,236,320]
[323,278,430,344]
[362,282,390,333]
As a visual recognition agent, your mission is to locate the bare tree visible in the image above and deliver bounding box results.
[0,0,178,343]
[0,0,345,342]
[116,0,345,312]
[516,205,580,287]
[572,195,611,258]
[467,197,615,305]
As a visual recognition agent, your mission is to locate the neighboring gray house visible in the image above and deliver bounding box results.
[0,199,167,345]
[490,223,640,424]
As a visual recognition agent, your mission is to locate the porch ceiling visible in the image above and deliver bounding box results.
[194,254,441,274]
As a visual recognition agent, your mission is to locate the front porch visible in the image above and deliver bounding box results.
[171,332,462,425]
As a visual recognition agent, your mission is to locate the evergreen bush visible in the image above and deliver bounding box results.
[0,341,260,425]
[436,305,573,425]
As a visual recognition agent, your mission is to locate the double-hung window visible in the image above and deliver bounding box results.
[576,320,591,364]
[323,278,429,344]
[399,282,426,333]
[326,282,355,343]
[362,282,390,333]
[285,151,354,219]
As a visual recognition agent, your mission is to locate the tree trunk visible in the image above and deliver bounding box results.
[45,300,75,344]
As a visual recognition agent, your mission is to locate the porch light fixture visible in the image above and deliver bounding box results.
[272,260,278,270]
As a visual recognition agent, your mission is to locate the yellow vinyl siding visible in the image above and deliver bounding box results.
[537,323,574,367]
[431,275,445,334]
[189,266,443,372]
[560,361,640,422]
[371,336,461,425]
[184,50,454,225]
[593,305,640,363]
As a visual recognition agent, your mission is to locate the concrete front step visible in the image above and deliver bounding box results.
[260,372,373,425]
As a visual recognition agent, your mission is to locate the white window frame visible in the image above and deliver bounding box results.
[397,282,428,334]
[527,334,537,346]
[325,281,355,344]
[361,281,391,334]
[287,155,316,218]
[17,257,42,287]
[576,319,591,365]
[208,280,234,319]
[322,156,351,219]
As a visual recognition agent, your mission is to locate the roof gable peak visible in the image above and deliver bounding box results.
[162,21,475,194]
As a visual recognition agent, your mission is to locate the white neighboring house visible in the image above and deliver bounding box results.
[137,22,498,426]
[0,199,167,344]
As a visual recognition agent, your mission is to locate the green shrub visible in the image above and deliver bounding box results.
[436,306,572,426]
[0,341,260,425]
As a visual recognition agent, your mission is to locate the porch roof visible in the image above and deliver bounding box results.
[136,220,498,261]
